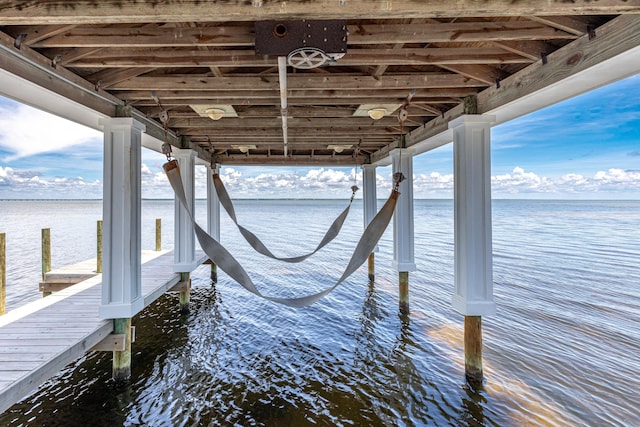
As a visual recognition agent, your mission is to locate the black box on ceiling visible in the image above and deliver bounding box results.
[254,20,347,56]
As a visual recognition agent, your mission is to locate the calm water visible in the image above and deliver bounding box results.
[0,198,639,426]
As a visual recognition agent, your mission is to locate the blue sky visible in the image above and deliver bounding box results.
[0,74,638,199]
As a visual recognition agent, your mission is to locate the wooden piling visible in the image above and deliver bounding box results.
[112,317,132,381]
[155,218,161,251]
[367,253,375,282]
[96,220,103,273]
[210,262,217,283]
[399,271,409,314]
[464,315,483,385]
[179,272,191,310]
[41,228,51,280]
[41,228,51,297]
[0,233,5,315]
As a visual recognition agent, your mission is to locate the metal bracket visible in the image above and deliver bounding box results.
[14,33,27,49]
[255,20,347,56]
[52,54,63,69]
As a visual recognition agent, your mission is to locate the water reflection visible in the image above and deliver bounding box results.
[460,384,487,427]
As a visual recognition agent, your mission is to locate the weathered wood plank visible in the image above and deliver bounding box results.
[107,73,486,91]
[66,47,532,68]
[0,353,57,362]
[1,1,638,25]
[118,87,473,101]
[0,361,52,371]
[30,21,577,49]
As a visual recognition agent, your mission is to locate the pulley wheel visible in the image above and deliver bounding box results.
[287,47,329,69]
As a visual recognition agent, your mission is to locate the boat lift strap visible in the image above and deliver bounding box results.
[164,160,399,308]
[212,173,357,263]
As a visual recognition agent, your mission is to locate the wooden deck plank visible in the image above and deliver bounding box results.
[0,250,194,414]
[0,346,69,354]
[0,354,59,362]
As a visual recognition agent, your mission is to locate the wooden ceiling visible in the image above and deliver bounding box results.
[1,1,639,165]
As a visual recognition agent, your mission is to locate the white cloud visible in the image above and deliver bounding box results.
[1,163,639,200]
[0,103,101,161]
[491,166,640,196]
[0,165,101,198]
[217,167,360,198]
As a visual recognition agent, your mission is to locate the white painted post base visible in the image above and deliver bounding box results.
[450,115,497,316]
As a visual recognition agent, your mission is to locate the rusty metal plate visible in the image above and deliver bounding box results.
[255,20,347,56]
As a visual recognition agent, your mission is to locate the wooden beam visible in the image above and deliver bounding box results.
[1,1,638,24]
[86,67,157,88]
[53,47,107,66]
[108,73,486,91]
[26,21,579,49]
[65,47,531,68]
[181,126,400,136]
[4,24,77,46]
[212,153,369,166]
[169,116,408,128]
[193,135,391,142]
[436,64,508,86]
[117,88,473,101]
[489,40,556,61]
[130,96,462,108]
[373,18,413,77]
[90,334,126,352]
[527,15,591,36]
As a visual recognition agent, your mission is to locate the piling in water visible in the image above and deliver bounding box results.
[179,272,191,310]
[210,262,217,283]
[368,253,375,282]
[41,228,51,297]
[464,315,483,386]
[155,218,161,251]
[0,232,5,315]
[96,220,103,273]
[112,317,132,381]
[399,271,409,314]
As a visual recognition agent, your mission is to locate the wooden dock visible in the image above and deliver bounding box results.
[0,250,203,414]
[39,257,99,293]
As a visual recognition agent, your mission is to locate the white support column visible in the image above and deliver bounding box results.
[362,164,378,251]
[173,148,197,272]
[391,149,416,272]
[99,117,145,319]
[450,115,497,316]
[206,163,221,241]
